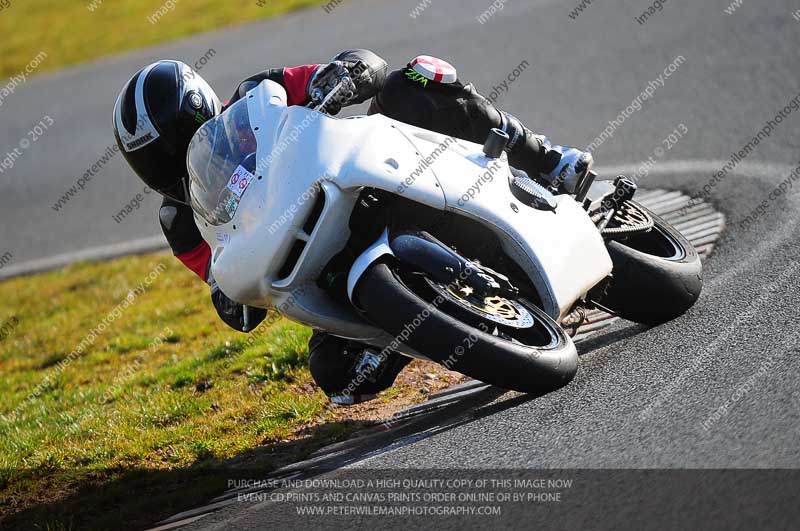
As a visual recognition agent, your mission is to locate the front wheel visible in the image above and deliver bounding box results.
[353,261,578,395]
[593,201,703,325]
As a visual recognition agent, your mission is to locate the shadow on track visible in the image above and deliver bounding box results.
[0,419,371,530]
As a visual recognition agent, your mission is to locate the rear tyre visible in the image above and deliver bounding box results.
[353,261,578,394]
[595,201,703,326]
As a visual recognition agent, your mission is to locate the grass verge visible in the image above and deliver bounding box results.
[0,252,463,529]
[0,0,327,79]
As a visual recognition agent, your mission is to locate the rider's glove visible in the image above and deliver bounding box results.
[538,138,594,194]
[208,270,267,333]
[308,57,380,114]
[308,61,350,114]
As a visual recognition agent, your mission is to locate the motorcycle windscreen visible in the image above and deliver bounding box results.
[187,97,258,226]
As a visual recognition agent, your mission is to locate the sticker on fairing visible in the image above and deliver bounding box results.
[227,165,255,198]
[224,195,239,218]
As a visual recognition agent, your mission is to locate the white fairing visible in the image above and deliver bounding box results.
[194,80,612,344]
[401,131,613,319]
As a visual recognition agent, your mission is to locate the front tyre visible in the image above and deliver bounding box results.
[353,261,578,395]
[594,201,703,326]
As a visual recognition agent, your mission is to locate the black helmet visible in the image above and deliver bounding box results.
[113,60,221,204]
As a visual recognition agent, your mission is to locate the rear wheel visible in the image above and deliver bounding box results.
[593,201,703,325]
[353,261,578,394]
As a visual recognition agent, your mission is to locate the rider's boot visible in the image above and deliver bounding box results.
[308,331,413,406]
[534,135,594,194]
[492,112,593,195]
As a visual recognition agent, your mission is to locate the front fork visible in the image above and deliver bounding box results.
[346,228,519,306]
[391,231,518,299]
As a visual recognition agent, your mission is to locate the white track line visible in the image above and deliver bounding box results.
[596,159,797,181]
[0,234,168,280]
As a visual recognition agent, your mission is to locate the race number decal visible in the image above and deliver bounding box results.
[227,165,255,198]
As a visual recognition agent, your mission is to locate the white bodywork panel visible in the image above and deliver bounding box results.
[195,80,612,344]
[394,126,613,319]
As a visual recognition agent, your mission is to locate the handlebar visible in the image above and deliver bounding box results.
[308,74,357,114]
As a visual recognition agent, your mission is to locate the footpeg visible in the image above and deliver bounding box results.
[602,176,637,211]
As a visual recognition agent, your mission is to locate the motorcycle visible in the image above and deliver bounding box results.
[186,72,702,394]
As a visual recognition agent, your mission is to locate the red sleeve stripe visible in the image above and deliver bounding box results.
[283,64,321,106]
[177,241,212,281]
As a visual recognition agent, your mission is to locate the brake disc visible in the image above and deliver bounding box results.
[426,278,535,329]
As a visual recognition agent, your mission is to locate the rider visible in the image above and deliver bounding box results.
[112,49,593,405]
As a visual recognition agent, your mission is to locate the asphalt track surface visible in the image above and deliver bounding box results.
[3,0,800,529]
